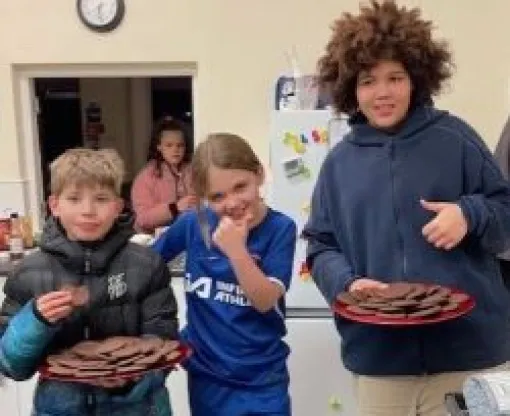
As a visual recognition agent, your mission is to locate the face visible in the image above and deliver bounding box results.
[206,166,264,224]
[49,183,123,242]
[356,60,412,131]
[157,131,186,167]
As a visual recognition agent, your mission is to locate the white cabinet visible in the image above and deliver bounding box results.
[166,277,190,416]
[17,377,38,416]
[0,377,21,416]
[286,317,357,416]
[0,277,21,416]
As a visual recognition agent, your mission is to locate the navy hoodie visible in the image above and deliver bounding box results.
[304,105,510,376]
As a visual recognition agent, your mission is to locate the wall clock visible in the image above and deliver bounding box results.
[77,0,125,33]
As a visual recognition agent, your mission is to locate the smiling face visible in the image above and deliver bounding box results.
[355,60,413,131]
[205,166,264,225]
[49,183,123,242]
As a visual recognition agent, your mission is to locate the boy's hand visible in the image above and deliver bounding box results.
[348,278,388,296]
[421,199,468,250]
[212,211,254,258]
[36,291,74,324]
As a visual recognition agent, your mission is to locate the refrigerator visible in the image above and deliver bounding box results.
[268,110,357,416]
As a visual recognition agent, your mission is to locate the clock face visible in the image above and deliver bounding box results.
[77,0,125,32]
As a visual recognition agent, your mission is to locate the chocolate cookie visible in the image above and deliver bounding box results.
[376,283,413,300]
[441,302,459,312]
[408,305,442,317]
[95,337,132,355]
[48,365,77,376]
[376,312,407,319]
[139,338,165,354]
[71,341,101,358]
[134,352,165,366]
[406,284,428,300]
[74,369,114,378]
[165,351,182,362]
[357,302,388,310]
[345,305,374,315]
[115,365,146,374]
[390,299,419,308]
[337,292,358,305]
[110,344,141,359]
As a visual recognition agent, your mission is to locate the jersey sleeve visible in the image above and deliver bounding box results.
[261,218,297,291]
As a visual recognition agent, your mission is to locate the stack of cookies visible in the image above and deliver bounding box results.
[45,336,182,379]
[337,282,470,319]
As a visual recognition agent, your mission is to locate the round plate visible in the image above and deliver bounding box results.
[39,343,191,384]
[333,285,475,326]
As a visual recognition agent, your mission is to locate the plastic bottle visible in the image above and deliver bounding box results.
[9,212,24,261]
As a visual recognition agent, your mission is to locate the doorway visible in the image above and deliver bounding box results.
[33,75,193,206]
[15,63,197,229]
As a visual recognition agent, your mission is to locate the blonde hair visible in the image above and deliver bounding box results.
[191,133,262,197]
[50,148,125,196]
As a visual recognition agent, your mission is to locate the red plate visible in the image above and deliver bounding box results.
[333,285,475,326]
[39,343,192,384]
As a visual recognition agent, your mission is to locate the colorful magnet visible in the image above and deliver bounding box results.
[312,129,321,143]
[300,133,308,144]
[328,396,343,411]
[283,131,306,154]
[293,141,306,154]
[283,132,298,146]
[319,128,329,143]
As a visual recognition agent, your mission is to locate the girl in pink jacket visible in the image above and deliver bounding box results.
[131,117,196,233]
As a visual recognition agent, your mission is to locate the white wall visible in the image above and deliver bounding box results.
[0,0,509,207]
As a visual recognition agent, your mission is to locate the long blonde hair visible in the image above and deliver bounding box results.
[191,133,261,197]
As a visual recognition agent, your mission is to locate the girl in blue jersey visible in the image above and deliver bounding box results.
[153,132,297,416]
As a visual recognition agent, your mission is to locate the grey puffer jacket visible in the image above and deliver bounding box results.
[0,217,178,415]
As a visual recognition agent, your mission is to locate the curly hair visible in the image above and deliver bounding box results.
[318,0,454,115]
[146,116,193,177]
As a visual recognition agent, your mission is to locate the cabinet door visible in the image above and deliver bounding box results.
[286,318,357,416]
[0,376,20,416]
[17,376,38,416]
[167,277,191,416]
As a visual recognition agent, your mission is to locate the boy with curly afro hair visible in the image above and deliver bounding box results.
[304,1,510,415]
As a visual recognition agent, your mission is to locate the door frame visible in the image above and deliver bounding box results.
[14,62,197,230]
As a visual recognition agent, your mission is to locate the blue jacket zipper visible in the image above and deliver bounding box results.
[83,249,95,413]
[389,142,407,276]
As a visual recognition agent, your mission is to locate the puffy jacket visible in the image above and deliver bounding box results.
[0,217,178,415]
[304,105,510,376]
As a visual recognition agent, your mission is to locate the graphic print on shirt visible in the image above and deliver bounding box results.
[184,272,251,307]
[107,272,127,300]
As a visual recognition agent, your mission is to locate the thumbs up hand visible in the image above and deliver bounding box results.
[420,199,468,250]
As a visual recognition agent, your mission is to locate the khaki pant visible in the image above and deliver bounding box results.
[353,362,509,416]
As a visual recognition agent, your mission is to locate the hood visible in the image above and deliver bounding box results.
[40,216,134,274]
[346,105,448,147]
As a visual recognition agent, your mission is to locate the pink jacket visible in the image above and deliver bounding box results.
[131,161,193,233]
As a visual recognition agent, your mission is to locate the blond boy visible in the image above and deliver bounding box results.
[0,148,177,416]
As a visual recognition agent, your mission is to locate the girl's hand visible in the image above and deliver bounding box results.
[421,199,468,250]
[212,212,253,258]
[176,195,198,212]
[36,291,74,324]
[348,278,389,296]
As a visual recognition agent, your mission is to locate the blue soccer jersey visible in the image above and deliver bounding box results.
[153,208,297,387]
